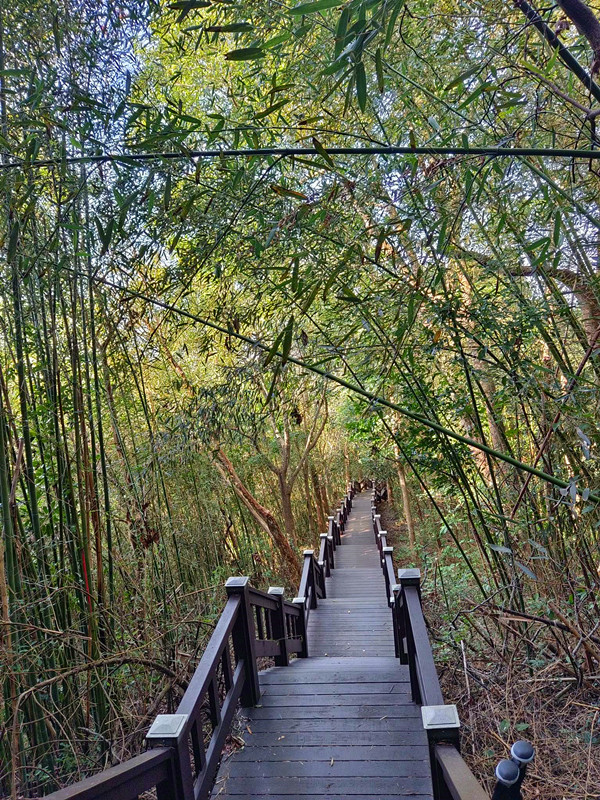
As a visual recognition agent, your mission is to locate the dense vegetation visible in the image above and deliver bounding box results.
[1,0,599,796]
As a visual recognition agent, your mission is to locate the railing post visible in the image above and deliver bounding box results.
[292,596,308,657]
[398,568,421,701]
[327,534,335,570]
[225,576,260,707]
[328,515,339,546]
[377,530,387,563]
[391,584,401,658]
[320,534,331,577]
[382,546,393,602]
[268,587,289,667]
[422,705,461,799]
[146,716,193,800]
[304,550,318,608]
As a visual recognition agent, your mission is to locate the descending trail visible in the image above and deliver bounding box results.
[211,493,433,799]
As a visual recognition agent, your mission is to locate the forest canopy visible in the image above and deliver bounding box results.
[1,0,599,796]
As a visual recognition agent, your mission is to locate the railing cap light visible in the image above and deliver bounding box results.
[383,546,394,553]
[292,596,305,604]
[268,586,284,595]
[303,549,314,556]
[511,740,534,764]
[398,568,421,582]
[320,533,328,539]
[495,759,519,786]
[421,704,460,730]
[146,714,188,739]
[225,576,250,588]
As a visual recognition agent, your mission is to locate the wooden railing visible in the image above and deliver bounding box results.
[43,484,354,800]
[371,492,489,800]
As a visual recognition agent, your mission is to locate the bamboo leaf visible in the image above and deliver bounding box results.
[270,184,309,200]
[488,544,512,554]
[515,561,537,581]
[312,136,335,168]
[355,61,367,111]
[255,99,290,119]
[206,23,254,33]
[335,8,350,58]
[225,47,265,61]
[289,0,345,14]
[375,48,384,93]
[445,65,480,91]
[169,1,211,7]
[281,316,294,365]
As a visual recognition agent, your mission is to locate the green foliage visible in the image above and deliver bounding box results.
[2,0,600,793]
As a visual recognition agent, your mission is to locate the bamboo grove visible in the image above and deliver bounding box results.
[1,0,600,796]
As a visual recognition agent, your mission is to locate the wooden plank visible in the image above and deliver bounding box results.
[212,793,432,799]
[404,586,444,706]
[253,639,280,658]
[261,656,403,669]
[244,718,426,732]
[229,745,430,762]
[177,596,239,718]
[238,730,429,746]
[306,635,393,642]
[221,759,431,778]
[260,683,410,695]
[257,693,413,705]
[42,749,174,800]
[248,588,278,612]
[247,705,422,720]
[210,775,433,794]
[197,659,246,800]
[309,650,396,657]
[434,745,489,800]
[259,670,403,682]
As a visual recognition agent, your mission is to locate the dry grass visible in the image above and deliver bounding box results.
[378,501,600,799]
[436,635,600,799]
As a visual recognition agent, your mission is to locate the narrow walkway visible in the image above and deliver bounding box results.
[211,494,433,799]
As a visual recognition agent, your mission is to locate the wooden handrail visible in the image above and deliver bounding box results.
[370,500,489,800]
[39,749,176,800]
[435,745,490,800]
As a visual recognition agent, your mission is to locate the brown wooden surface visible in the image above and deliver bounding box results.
[435,745,490,800]
[211,494,433,799]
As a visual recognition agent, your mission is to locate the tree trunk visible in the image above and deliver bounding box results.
[302,460,316,540]
[311,466,327,531]
[278,473,296,547]
[344,442,351,484]
[215,449,301,584]
[319,478,330,518]
[395,450,415,549]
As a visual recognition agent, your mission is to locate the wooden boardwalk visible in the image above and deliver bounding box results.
[43,486,491,800]
[211,494,433,799]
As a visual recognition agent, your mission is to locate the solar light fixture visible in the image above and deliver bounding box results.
[511,739,534,766]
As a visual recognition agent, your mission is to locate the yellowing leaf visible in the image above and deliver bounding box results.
[270,184,308,200]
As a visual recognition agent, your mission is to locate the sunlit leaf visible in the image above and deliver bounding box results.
[225,47,265,61]
[270,184,309,200]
